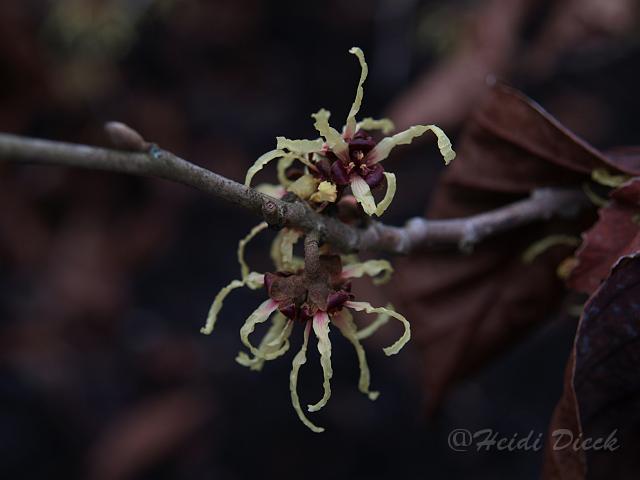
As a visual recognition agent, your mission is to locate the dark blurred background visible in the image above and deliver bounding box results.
[0,1,638,478]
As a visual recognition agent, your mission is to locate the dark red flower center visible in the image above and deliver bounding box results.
[264,255,353,322]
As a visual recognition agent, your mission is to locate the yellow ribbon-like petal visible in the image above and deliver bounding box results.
[286,174,320,200]
[245,149,286,187]
[343,47,368,140]
[201,279,244,335]
[276,137,324,154]
[309,180,338,203]
[311,109,349,160]
[307,311,333,413]
[522,235,581,264]
[236,313,293,370]
[374,172,396,217]
[341,259,394,285]
[350,175,377,216]
[345,301,410,356]
[591,168,630,188]
[237,222,268,281]
[276,154,296,186]
[355,304,392,340]
[333,309,379,400]
[239,299,279,356]
[368,124,455,165]
[356,117,395,135]
[290,321,325,433]
[278,228,303,271]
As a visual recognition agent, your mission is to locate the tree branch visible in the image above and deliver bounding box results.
[0,132,590,254]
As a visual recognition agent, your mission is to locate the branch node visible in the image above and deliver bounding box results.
[261,199,284,228]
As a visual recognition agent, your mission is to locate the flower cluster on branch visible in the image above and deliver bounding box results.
[201,47,456,432]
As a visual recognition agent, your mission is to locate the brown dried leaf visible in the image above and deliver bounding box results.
[567,178,640,294]
[542,352,586,480]
[544,255,640,478]
[392,85,640,411]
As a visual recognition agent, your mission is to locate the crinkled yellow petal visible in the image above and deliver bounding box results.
[307,312,333,413]
[428,125,456,164]
[236,314,293,370]
[239,299,279,356]
[333,310,379,400]
[368,125,455,165]
[290,321,324,433]
[345,301,410,356]
[582,182,608,207]
[311,109,349,160]
[200,279,245,335]
[286,174,320,200]
[350,175,377,216]
[270,230,285,270]
[276,154,297,186]
[341,259,394,285]
[276,137,324,154]
[236,313,287,371]
[522,235,581,264]
[245,149,286,187]
[281,228,303,270]
[344,47,368,140]
[309,181,337,203]
[355,304,392,340]
[245,271,265,290]
[591,168,630,188]
[255,183,286,198]
[237,222,268,280]
[356,117,395,135]
[374,172,396,217]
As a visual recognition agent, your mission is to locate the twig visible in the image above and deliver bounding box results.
[0,132,590,254]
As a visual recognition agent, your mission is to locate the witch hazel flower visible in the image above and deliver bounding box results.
[201,227,409,433]
[244,47,456,216]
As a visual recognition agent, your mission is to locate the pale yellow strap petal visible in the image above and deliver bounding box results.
[522,235,581,264]
[374,172,396,217]
[309,181,338,203]
[239,299,279,356]
[311,109,349,160]
[356,117,395,135]
[368,124,455,165]
[200,279,245,334]
[428,125,456,165]
[290,321,325,433]
[350,175,377,216]
[591,168,630,188]
[277,154,297,186]
[355,304,392,340]
[343,47,368,140]
[346,301,410,356]
[582,182,608,207]
[236,313,287,371]
[270,230,285,270]
[236,314,293,370]
[307,311,333,413]
[276,137,324,154]
[238,222,268,280]
[245,272,265,290]
[333,310,379,400]
[341,259,394,285]
[279,228,303,270]
[286,174,320,200]
[245,149,285,187]
[261,319,294,361]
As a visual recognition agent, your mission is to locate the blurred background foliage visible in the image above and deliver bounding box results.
[0,0,639,478]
